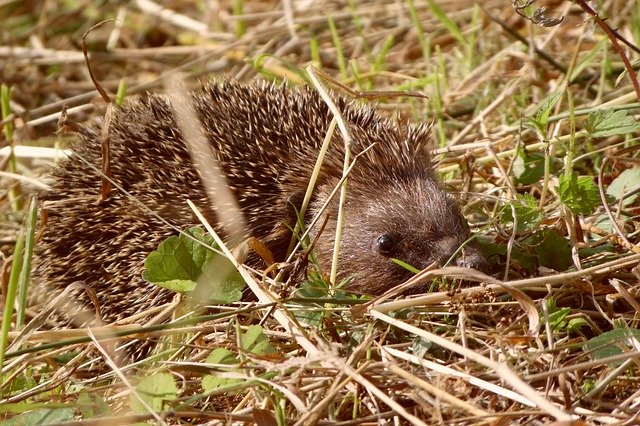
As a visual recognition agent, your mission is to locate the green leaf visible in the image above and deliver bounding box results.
[524,91,562,135]
[201,348,242,392]
[557,172,600,215]
[1,408,75,425]
[241,325,276,356]
[585,109,640,138]
[427,0,465,44]
[585,328,640,364]
[547,306,570,331]
[190,255,244,304]
[606,167,640,206]
[567,317,588,332]
[501,193,543,232]
[142,227,244,302]
[391,258,420,274]
[412,337,432,358]
[524,229,572,272]
[142,233,205,291]
[77,393,112,418]
[512,149,545,185]
[130,373,178,414]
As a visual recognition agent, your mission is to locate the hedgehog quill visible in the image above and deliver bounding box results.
[32,81,485,327]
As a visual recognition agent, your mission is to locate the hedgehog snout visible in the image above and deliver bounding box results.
[455,245,488,272]
[433,236,487,272]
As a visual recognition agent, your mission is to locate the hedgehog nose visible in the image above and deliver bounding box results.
[436,237,488,272]
[455,246,489,272]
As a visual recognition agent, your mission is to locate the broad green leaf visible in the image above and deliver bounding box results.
[241,325,276,356]
[512,149,545,185]
[190,255,244,304]
[557,172,600,215]
[585,328,640,364]
[201,348,242,392]
[130,373,177,414]
[1,408,75,425]
[606,168,640,206]
[143,227,244,302]
[77,393,112,418]
[585,109,640,138]
[525,229,572,272]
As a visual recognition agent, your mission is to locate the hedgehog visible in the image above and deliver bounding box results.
[31,80,486,327]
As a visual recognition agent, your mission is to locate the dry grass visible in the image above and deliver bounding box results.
[1,0,640,424]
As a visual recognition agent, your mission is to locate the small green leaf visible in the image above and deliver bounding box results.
[585,109,640,138]
[501,193,543,232]
[201,348,242,392]
[241,325,276,356]
[547,306,570,331]
[524,91,562,135]
[142,235,202,291]
[585,328,640,364]
[181,227,216,270]
[557,172,600,215]
[512,149,545,185]
[412,337,432,358]
[130,373,178,414]
[567,317,588,333]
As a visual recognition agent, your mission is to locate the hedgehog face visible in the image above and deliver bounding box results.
[312,176,486,295]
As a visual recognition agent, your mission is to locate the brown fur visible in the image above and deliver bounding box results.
[32,81,484,326]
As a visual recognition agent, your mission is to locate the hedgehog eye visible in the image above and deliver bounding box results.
[376,234,394,255]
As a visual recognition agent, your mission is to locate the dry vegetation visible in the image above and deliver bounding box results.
[1,0,640,424]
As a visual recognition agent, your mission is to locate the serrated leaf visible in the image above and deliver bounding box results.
[501,193,543,232]
[607,168,640,206]
[585,328,640,364]
[557,172,600,215]
[241,325,276,356]
[201,348,243,392]
[130,373,178,414]
[585,109,640,138]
